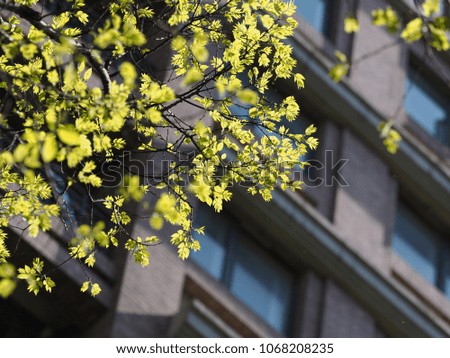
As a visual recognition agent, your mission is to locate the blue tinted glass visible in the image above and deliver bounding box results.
[191,206,227,280]
[392,204,440,285]
[228,74,251,119]
[49,168,90,226]
[405,69,450,145]
[295,0,330,34]
[229,103,250,119]
[229,238,294,333]
[443,246,450,299]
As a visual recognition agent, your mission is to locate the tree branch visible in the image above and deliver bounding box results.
[1,2,112,94]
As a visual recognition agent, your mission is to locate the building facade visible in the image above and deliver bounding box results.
[2,0,450,337]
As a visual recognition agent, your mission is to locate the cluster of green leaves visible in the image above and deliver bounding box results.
[329,50,349,83]
[17,258,55,295]
[0,164,59,295]
[331,0,450,153]
[379,121,402,154]
[375,1,450,50]
[0,0,315,297]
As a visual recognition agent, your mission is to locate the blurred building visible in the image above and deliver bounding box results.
[2,0,450,337]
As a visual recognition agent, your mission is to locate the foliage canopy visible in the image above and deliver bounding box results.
[0,0,316,298]
[0,0,448,298]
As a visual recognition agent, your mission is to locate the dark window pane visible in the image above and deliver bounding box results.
[442,245,450,299]
[405,69,450,146]
[46,167,90,227]
[295,0,330,34]
[392,203,440,285]
[191,206,228,280]
[229,237,294,333]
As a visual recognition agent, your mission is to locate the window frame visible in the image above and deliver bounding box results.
[295,0,334,37]
[391,200,450,299]
[403,62,450,151]
[293,0,357,60]
[191,205,298,335]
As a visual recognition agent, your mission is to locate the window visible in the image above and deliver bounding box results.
[51,173,90,226]
[295,0,332,35]
[46,164,113,230]
[392,203,440,284]
[228,238,294,333]
[392,202,450,298]
[442,246,450,298]
[404,67,450,147]
[191,205,295,334]
[44,167,116,260]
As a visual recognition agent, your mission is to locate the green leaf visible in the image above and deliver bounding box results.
[294,73,305,89]
[401,18,423,42]
[379,121,401,154]
[137,7,155,19]
[236,89,259,105]
[28,26,46,43]
[84,253,96,267]
[329,63,349,82]
[90,283,101,297]
[0,278,16,298]
[13,143,30,162]
[372,6,400,33]
[42,134,58,162]
[120,62,137,89]
[149,213,164,230]
[344,16,360,33]
[335,50,347,63]
[43,277,55,292]
[75,11,89,25]
[80,281,89,292]
[189,180,212,205]
[52,12,71,30]
[177,243,190,260]
[62,28,82,38]
[133,246,150,267]
[305,124,317,136]
[422,0,440,17]
[57,127,81,146]
[429,23,450,51]
[47,70,59,86]
[83,68,92,81]
[182,67,203,86]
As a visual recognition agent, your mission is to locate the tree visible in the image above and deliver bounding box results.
[0,0,448,299]
[0,0,315,298]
